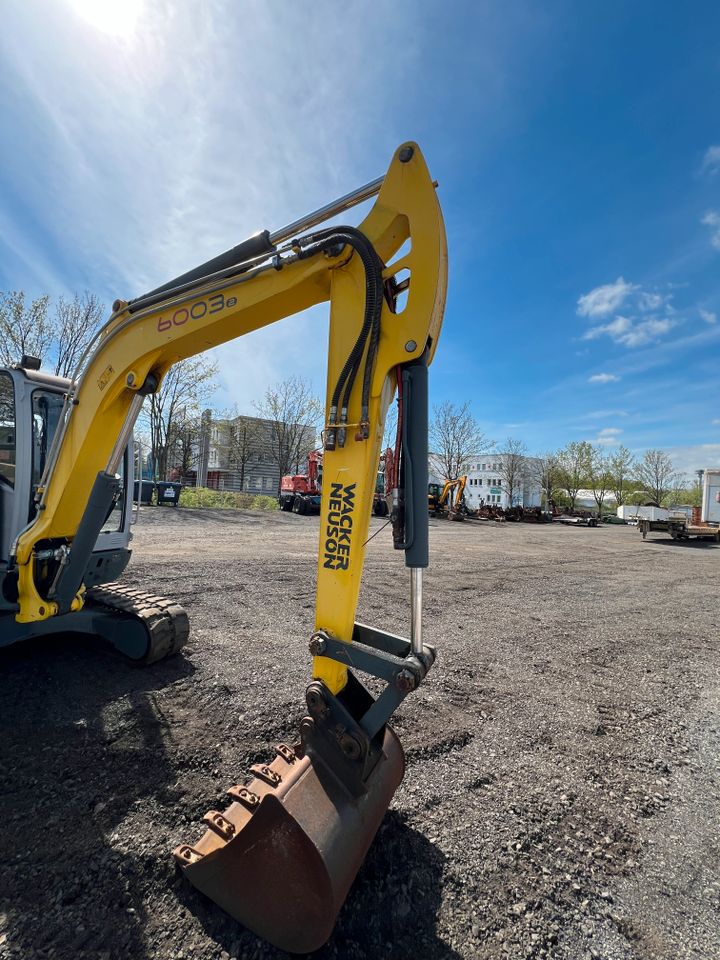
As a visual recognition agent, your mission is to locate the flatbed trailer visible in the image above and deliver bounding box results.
[555,515,599,527]
[638,517,720,542]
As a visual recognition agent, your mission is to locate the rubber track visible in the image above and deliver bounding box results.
[85,582,189,665]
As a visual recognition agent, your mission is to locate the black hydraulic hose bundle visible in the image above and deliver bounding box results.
[294,227,384,449]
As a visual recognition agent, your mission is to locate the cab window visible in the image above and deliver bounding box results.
[30,389,127,532]
[32,391,65,487]
[0,373,16,488]
[101,450,126,534]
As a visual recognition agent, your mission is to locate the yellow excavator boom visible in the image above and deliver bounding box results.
[11,142,448,952]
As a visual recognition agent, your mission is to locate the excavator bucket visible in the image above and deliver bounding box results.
[174,724,405,954]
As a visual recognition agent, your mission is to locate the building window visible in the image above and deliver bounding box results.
[478,478,483,486]
[497,479,501,486]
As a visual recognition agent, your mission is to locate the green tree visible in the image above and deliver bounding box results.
[0,291,51,366]
[498,438,528,506]
[555,441,592,511]
[587,446,613,517]
[607,445,635,506]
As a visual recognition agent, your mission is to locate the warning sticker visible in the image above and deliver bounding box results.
[97,365,114,391]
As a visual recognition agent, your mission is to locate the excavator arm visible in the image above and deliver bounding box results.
[12,142,448,952]
[14,142,446,640]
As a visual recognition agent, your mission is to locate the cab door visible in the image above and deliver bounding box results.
[0,372,17,564]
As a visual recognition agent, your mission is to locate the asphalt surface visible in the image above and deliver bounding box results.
[1,509,719,960]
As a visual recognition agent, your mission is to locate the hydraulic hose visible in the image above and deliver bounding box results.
[295,227,384,448]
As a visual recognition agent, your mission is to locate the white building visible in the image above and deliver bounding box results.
[429,454,542,510]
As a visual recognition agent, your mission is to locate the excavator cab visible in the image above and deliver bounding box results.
[0,360,187,662]
[428,481,443,514]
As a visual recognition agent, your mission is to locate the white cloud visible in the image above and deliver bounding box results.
[659,444,720,475]
[702,211,720,250]
[595,427,623,445]
[583,315,632,340]
[701,145,720,175]
[700,307,717,325]
[588,372,620,384]
[577,278,636,318]
[638,292,664,312]
[0,0,426,411]
[583,315,676,348]
[619,317,675,347]
[713,419,720,426]
[577,276,693,353]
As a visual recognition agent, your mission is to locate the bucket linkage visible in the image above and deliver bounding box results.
[174,623,435,953]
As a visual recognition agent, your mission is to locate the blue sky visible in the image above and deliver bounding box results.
[1,1,719,474]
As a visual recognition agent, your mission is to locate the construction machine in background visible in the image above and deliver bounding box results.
[428,480,444,514]
[2,143,447,952]
[279,449,323,514]
[428,476,469,520]
[280,448,389,516]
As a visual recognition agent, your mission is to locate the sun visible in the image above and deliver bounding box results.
[69,0,142,37]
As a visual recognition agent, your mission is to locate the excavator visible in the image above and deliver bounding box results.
[428,476,468,520]
[0,143,447,952]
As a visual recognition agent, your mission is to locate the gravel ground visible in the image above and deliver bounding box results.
[1,509,719,960]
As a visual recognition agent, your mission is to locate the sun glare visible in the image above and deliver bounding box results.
[69,0,142,37]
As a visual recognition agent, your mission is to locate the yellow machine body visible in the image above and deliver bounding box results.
[11,142,448,951]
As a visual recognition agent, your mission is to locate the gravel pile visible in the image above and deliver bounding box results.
[1,510,718,959]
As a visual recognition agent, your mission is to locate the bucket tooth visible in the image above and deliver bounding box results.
[174,728,404,953]
[202,810,236,841]
[250,763,282,786]
[226,785,260,810]
[173,844,203,866]
[275,743,297,764]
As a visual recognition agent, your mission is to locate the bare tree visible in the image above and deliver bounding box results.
[0,289,104,376]
[0,291,51,366]
[255,376,322,493]
[144,357,218,481]
[166,409,204,480]
[53,291,104,378]
[430,401,493,481]
[665,473,692,507]
[555,441,592,511]
[498,438,528,506]
[634,449,678,505]
[607,445,635,506]
[529,452,560,509]
[219,411,264,490]
[587,446,612,517]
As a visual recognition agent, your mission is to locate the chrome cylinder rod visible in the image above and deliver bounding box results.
[107,391,144,475]
[269,176,383,246]
[410,567,423,654]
